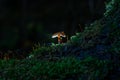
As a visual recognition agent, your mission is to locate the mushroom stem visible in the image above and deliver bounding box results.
[58,34,61,44]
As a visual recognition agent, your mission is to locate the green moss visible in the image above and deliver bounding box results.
[104,0,120,17]
[69,20,102,49]
[0,56,111,80]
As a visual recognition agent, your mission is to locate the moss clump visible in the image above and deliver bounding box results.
[0,56,111,80]
[104,0,120,17]
[69,0,120,50]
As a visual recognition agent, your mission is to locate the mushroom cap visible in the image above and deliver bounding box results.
[52,31,66,38]
[52,35,58,38]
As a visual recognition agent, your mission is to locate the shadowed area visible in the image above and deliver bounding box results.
[0,0,105,50]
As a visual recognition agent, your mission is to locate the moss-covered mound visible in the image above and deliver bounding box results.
[0,57,112,80]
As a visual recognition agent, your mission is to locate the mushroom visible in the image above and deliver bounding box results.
[52,31,66,44]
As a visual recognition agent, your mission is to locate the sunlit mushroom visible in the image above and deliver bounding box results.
[52,31,66,44]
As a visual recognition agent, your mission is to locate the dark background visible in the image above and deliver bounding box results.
[0,0,106,50]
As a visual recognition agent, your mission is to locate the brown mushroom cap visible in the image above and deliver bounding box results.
[52,31,66,38]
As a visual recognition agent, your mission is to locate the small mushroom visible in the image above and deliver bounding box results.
[52,31,66,44]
